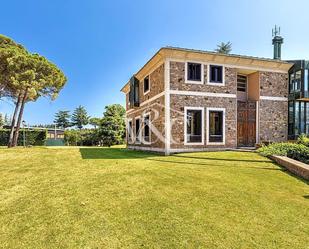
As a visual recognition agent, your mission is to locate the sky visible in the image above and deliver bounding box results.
[1,0,309,125]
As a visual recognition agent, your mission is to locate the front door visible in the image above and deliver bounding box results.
[237,101,256,147]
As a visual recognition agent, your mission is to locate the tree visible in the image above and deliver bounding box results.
[0,35,67,147]
[0,113,4,128]
[54,110,71,129]
[4,114,10,126]
[99,104,125,147]
[215,41,232,54]
[89,117,101,129]
[71,105,89,130]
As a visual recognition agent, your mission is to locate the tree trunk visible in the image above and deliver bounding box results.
[8,93,22,148]
[12,89,28,147]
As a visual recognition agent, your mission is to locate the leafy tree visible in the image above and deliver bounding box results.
[54,110,71,129]
[0,35,67,147]
[215,41,232,54]
[99,104,125,147]
[89,117,101,129]
[4,114,10,126]
[0,114,4,128]
[71,105,89,130]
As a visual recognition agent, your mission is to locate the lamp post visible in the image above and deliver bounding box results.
[22,120,26,147]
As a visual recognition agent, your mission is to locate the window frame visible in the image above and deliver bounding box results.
[185,61,204,84]
[184,107,205,145]
[206,107,226,145]
[134,116,141,144]
[127,118,133,144]
[142,112,151,144]
[143,75,150,95]
[207,64,225,86]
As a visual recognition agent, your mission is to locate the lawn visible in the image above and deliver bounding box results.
[0,147,308,249]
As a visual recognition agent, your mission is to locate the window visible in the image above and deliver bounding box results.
[209,65,223,84]
[143,114,150,143]
[237,75,247,92]
[185,108,204,144]
[128,120,133,143]
[135,118,141,143]
[186,62,202,82]
[144,76,150,94]
[207,108,225,144]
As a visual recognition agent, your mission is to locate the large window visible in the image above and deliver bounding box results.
[144,76,150,94]
[209,65,223,84]
[127,120,133,143]
[185,108,204,144]
[135,117,141,143]
[143,114,150,143]
[207,108,225,144]
[186,62,202,82]
[306,102,309,134]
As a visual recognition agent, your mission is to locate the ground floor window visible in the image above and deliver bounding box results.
[135,117,141,143]
[185,107,204,144]
[207,108,225,144]
[127,120,133,143]
[288,100,309,139]
[143,114,150,143]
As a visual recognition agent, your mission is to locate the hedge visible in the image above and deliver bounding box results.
[0,129,47,146]
[258,142,309,164]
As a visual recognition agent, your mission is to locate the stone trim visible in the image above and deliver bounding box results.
[260,96,288,101]
[170,90,236,98]
[128,145,165,153]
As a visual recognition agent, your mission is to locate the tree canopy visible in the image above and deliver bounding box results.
[215,41,232,54]
[71,105,89,130]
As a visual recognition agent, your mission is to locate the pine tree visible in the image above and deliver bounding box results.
[71,105,89,130]
[215,41,232,54]
[54,110,71,129]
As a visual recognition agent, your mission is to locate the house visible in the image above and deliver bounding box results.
[121,31,308,155]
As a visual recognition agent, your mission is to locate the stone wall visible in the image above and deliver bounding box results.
[169,61,237,94]
[259,71,288,97]
[259,99,288,142]
[170,95,237,150]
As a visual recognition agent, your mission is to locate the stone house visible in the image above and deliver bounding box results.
[121,46,294,155]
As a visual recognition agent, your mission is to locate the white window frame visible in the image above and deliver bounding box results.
[206,107,226,145]
[142,112,151,144]
[143,75,150,95]
[184,107,205,145]
[127,118,133,144]
[207,64,225,86]
[134,116,141,144]
[185,61,204,84]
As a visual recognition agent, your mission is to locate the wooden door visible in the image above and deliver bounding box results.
[237,101,256,147]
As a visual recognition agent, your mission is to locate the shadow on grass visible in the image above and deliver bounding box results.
[79,147,156,159]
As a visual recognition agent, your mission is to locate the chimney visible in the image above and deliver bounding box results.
[272,25,284,60]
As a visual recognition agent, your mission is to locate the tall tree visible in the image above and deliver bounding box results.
[99,104,125,146]
[215,41,232,54]
[54,110,71,129]
[71,105,89,130]
[89,117,101,129]
[0,113,4,128]
[0,35,67,147]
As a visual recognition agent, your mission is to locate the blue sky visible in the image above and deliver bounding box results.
[1,0,309,124]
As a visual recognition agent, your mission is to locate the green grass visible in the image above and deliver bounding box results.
[0,147,308,249]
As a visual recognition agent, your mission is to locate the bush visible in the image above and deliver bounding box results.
[296,134,309,147]
[0,128,47,146]
[258,142,309,164]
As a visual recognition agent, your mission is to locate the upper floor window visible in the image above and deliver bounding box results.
[186,62,203,83]
[209,65,223,84]
[144,76,150,94]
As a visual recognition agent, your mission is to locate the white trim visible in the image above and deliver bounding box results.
[169,147,234,153]
[164,59,171,155]
[166,57,288,74]
[185,61,204,84]
[184,107,205,146]
[170,90,236,98]
[143,75,150,95]
[128,145,165,153]
[207,64,225,86]
[256,100,259,144]
[142,112,151,145]
[126,118,133,144]
[260,96,288,101]
[134,116,141,144]
[206,107,226,145]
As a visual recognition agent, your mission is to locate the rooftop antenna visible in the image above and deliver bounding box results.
[272,25,284,60]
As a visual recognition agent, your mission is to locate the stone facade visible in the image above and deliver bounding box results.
[125,57,289,154]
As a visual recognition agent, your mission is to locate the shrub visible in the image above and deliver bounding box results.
[296,134,309,147]
[258,142,309,164]
[0,128,47,146]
